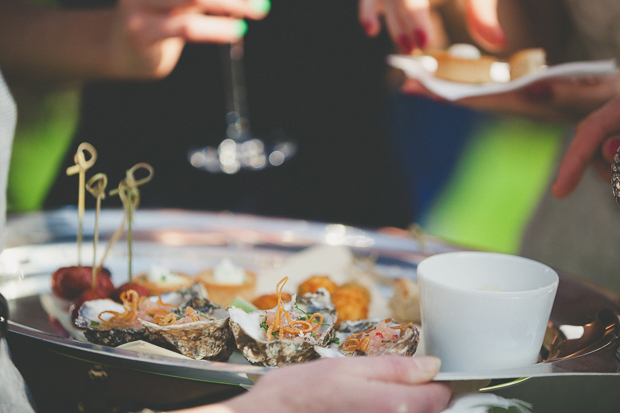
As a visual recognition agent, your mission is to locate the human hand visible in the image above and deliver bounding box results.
[173,355,451,413]
[552,95,620,198]
[359,0,505,53]
[106,0,271,79]
[402,72,620,122]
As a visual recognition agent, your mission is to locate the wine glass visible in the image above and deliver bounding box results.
[187,39,296,174]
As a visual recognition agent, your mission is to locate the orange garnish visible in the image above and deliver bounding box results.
[340,319,412,353]
[158,295,176,308]
[186,306,201,322]
[146,295,178,316]
[154,313,176,326]
[265,277,324,341]
[99,290,140,327]
[153,306,203,326]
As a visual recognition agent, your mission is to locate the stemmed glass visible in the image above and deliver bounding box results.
[188,39,296,174]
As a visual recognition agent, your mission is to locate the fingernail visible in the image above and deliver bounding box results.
[414,29,427,49]
[363,20,373,36]
[604,138,620,158]
[415,356,442,375]
[250,0,271,14]
[234,20,248,37]
[526,82,553,102]
[398,35,413,54]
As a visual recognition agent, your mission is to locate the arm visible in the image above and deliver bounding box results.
[0,0,269,84]
[173,355,451,413]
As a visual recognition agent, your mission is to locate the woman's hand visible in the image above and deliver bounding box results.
[402,72,620,122]
[106,0,270,78]
[174,355,451,413]
[552,95,620,198]
[358,0,506,53]
[358,0,436,52]
[0,0,270,83]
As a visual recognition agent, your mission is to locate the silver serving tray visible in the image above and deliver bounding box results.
[2,209,620,391]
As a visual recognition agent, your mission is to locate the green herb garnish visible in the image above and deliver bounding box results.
[90,320,100,326]
[260,316,269,331]
[294,303,310,317]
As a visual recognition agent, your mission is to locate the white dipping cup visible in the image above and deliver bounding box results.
[417,251,558,373]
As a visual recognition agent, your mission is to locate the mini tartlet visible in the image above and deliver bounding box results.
[195,259,257,307]
[133,265,194,296]
[430,44,496,84]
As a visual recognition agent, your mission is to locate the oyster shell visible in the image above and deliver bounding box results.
[74,289,187,347]
[228,289,337,367]
[314,318,419,358]
[140,305,235,361]
[174,282,218,314]
[75,299,153,346]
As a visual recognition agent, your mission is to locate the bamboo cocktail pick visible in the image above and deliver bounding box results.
[85,173,108,289]
[109,163,154,282]
[66,143,97,266]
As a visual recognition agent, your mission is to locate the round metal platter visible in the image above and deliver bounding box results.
[2,209,620,411]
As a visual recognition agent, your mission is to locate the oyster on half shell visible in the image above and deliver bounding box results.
[314,318,419,358]
[140,304,235,361]
[75,283,209,348]
[75,298,153,346]
[228,289,337,367]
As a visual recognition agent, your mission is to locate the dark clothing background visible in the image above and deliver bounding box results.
[45,1,412,229]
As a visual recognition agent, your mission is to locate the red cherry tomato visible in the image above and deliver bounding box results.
[70,287,110,322]
[52,266,112,299]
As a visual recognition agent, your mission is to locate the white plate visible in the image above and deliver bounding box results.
[388,54,618,101]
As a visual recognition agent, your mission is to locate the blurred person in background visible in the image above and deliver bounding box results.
[40,0,414,230]
[0,0,269,213]
[371,0,620,292]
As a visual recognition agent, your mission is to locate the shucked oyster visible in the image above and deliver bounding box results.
[75,297,153,346]
[314,318,419,358]
[75,283,206,347]
[228,277,337,367]
[140,303,235,361]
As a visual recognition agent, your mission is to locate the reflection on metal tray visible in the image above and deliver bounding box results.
[2,209,620,410]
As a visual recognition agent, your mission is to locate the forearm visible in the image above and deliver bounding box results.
[0,0,115,85]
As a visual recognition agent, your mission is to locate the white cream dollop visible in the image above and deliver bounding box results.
[147,265,185,283]
[448,43,481,60]
[213,258,246,285]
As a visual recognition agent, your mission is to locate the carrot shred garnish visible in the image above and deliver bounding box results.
[390,322,413,330]
[265,277,323,341]
[99,290,140,327]
[157,295,176,308]
[186,306,201,322]
[341,337,360,352]
[359,336,371,353]
[154,313,176,326]
[340,319,412,353]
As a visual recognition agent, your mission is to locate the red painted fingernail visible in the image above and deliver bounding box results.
[398,35,413,54]
[363,20,373,36]
[526,83,553,102]
[605,138,620,158]
[414,29,427,49]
